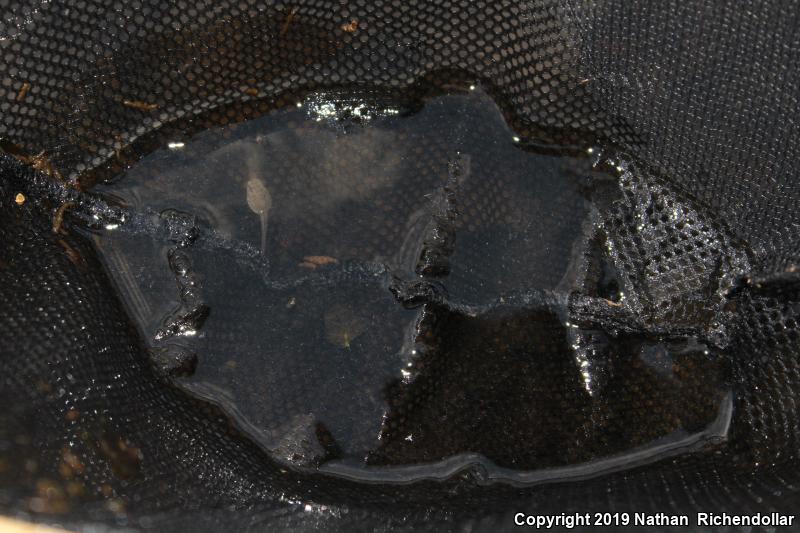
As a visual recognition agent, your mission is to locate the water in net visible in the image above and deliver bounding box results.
[86,80,740,486]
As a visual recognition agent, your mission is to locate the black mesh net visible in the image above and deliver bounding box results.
[1,1,800,531]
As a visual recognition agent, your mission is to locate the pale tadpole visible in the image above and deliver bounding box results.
[244,152,273,255]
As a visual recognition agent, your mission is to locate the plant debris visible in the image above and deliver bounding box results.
[14,192,25,205]
[0,141,69,184]
[24,150,65,182]
[341,20,359,33]
[52,202,75,235]
[122,100,159,112]
[299,255,338,269]
[16,81,31,102]
[280,7,298,36]
[57,240,87,271]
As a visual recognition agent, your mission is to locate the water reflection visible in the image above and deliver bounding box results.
[91,83,735,485]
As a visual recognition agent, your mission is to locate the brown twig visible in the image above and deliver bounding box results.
[122,100,159,112]
[298,255,338,269]
[280,7,298,36]
[57,239,87,271]
[16,81,31,102]
[52,202,75,235]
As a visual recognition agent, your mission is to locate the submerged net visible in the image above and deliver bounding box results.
[1,1,800,531]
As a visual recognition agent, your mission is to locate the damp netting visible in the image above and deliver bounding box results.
[1,1,800,532]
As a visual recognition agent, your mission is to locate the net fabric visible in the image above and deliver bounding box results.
[566,0,800,272]
[0,0,605,177]
[1,0,799,531]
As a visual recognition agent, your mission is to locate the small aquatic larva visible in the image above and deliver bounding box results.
[246,176,272,255]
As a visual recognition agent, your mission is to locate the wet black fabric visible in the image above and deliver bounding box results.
[1,1,800,531]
